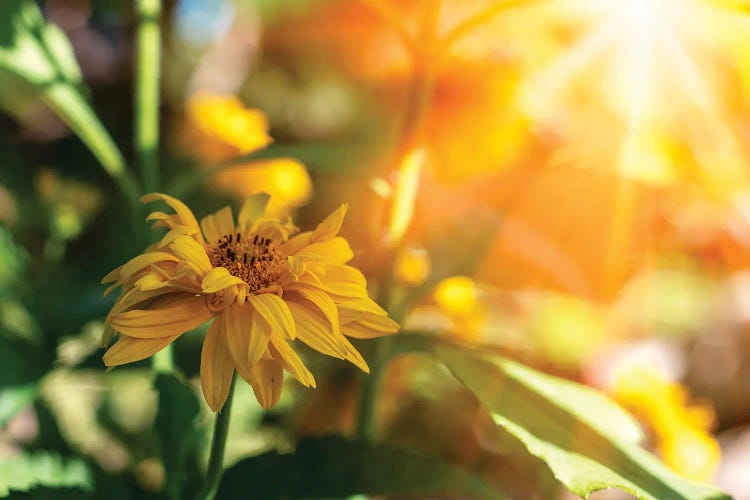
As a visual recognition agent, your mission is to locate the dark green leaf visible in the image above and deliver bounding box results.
[154,374,201,500]
[216,434,501,499]
[0,452,92,497]
[436,345,731,500]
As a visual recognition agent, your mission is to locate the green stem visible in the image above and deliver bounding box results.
[135,0,162,194]
[354,0,442,441]
[197,374,237,500]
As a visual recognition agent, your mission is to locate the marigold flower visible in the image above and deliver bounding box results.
[101,193,399,411]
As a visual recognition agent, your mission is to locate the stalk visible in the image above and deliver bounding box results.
[196,374,237,500]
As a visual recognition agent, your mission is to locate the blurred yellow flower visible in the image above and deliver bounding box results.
[611,366,720,482]
[394,247,431,287]
[182,93,313,215]
[101,193,398,411]
[433,276,486,341]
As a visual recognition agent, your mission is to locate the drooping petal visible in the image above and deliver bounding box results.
[169,236,213,277]
[202,267,247,294]
[340,336,370,373]
[248,309,272,368]
[338,308,400,333]
[222,302,258,372]
[269,335,316,387]
[249,358,284,409]
[311,203,347,242]
[110,294,212,338]
[103,334,180,366]
[280,231,312,256]
[238,193,271,232]
[200,206,235,244]
[141,193,203,242]
[341,322,397,339]
[332,295,388,316]
[287,302,347,358]
[200,319,235,412]
[295,237,353,264]
[310,264,368,297]
[285,284,340,335]
[247,293,296,340]
[157,225,199,247]
[120,252,180,281]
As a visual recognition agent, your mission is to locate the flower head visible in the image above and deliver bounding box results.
[102,193,399,411]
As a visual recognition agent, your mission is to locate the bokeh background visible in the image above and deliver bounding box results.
[3,0,750,498]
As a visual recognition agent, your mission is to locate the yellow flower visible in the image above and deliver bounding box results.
[101,193,399,411]
[611,366,720,482]
[182,93,313,216]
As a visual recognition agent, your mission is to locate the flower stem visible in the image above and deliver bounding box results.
[197,373,237,500]
[135,0,162,194]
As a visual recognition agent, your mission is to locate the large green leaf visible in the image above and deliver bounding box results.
[0,0,138,202]
[0,452,92,497]
[154,373,201,500]
[435,345,730,500]
[216,434,501,499]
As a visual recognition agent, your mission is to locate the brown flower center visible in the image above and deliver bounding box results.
[210,232,284,293]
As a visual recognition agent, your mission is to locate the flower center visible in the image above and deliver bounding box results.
[210,232,284,293]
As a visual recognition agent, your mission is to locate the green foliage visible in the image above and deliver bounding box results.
[0,452,92,497]
[154,374,201,499]
[0,0,138,202]
[435,344,731,500]
[216,434,500,499]
[0,384,36,427]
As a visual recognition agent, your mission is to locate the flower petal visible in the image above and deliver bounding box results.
[223,302,259,372]
[339,308,400,333]
[103,334,179,367]
[141,193,202,242]
[341,321,397,339]
[202,267,247,294]
[332,295,388,315]
[200,206,235,244]
[280,231,312,256]
[295,237,353,264]
[200,319,235,412]
[120,252,180,281]
[238,193,271,231]
[169,235,213,277]
[287,302,347,358]
[110,293,212,338]
[308,264,368,297]
[311,203,347,242]
[249,358,284,409]
[247,293,296,340]
[269,335,315,387]
[286,284,340,336]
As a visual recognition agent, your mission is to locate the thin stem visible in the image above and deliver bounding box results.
[196,373,237,500]
[135,0,162,194]
[354,0,442,441]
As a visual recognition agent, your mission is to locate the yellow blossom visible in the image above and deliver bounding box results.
[101,193,399,411]
[182,93,313,215]
[394,247,431,287]
[611,366,720,482]
[433,276,486,341]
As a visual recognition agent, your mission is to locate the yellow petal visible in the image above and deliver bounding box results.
[101,265,123,284]
[339,308,400,333]
[121,252,180,280]
[311,203,347,242]
[269,335,316,387]
[286,284,340,335]
[238,193,271,232]
[103,334,179,366]
[247,293,296,340]
[249,358,284,409]
[340,336,370,373]
[312,264,368,297]
[295,237,353,264]
[141,193,203,242]
[157,225,198,247]
[202,267,247,294]
[169,235,212,277]
[223,302,264,372]
[332,295,388,316]
[281,231,312,256]
[200,206,235,244]
[248,310,272,367]
[110,294,211,338]
[200,319,235,412]
[288,302,347,358]
[341,321,397,339]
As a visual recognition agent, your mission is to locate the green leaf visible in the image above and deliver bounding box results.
[0,0,138,203]
[0,452,92,497]
[216,434,501,499]
[154,373,201,500]
[0,384,36,427]
[435,345,731,500]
